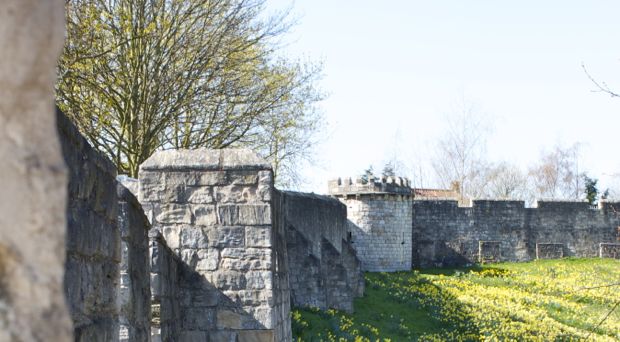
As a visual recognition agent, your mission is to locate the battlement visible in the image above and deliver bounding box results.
[414,198,620,211]
[328,176,412,196]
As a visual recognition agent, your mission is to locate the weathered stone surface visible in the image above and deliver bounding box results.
[257,171,273,202]
[219,204,272,225]
[281,191,365,313]
[59,108,122,341]
[193,204,218,226]
[210,331,238,342]
[0,1,73,340]
[215,185,259,203]
[156,203,193,224]
[138,171,165,202]
[536,243,564,259]
[161,226,181,249]
[196,249,220,271]
[412,199,620,267]
[246,226,272,247]
[209,226,245,248]
[187,289,220,307]
[228,171,259,185]
[179,330,208,342]
[139,148,290,341]
[210,271,248,291]
[238,330,274,342]
[181,307,216,330]
[217,310,244,329]
[149,231,182,340]
[220,248,273,271]
[600,243,620,259]
[479,241,501,263]
[180,226,209,248]
[117,180,151,342]
[187,186,214,203]
[246,271,273,290]
[141,148,270,171]
[329,178,413,272]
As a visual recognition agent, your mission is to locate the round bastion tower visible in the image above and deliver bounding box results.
[328,176,413,272]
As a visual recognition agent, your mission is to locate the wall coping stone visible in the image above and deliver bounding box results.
[281,190,345,207]
[140,148,271,171]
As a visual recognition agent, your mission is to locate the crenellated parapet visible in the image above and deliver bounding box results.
[328,176,412,197]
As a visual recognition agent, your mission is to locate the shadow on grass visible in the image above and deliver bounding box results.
[293,271,482,341]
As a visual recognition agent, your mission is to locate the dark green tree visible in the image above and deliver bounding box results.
[583,175,598,205]
[361,165,374,184]
[382,162,395,177]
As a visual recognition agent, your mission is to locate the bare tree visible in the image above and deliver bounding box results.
[431,100,492,198]
[582,63,620,98]
[527,143,583,199]
[482,162,529,200]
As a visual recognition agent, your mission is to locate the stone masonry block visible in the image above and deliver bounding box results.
[214,185,259,204]
[156,204,192,224]
[245,271,273,290]
[210,271,247,291]
[257,171,272,202]
[189,288,220,307]
[207,227,245,248]
[218,205,271,226]
[237,330,274,342]
[139,171,165,202]
[216,310,244,330]
[223,290,274,307]
[161,226,180,249]
[179,330,208,342]
[227,171,259,185]
[245,226,272,247]
[181,307,216,331]
[193,204,218,226]
[180,226,209,249]
[187,186,214,204]
[210,331,238,342]
[196,249,220,271]
[165,171,227,187]
[244,306,273,328]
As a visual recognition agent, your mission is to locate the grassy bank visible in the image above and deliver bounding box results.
[292,258,620,341]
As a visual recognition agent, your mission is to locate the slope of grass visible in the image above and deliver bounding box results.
[292,258,620,341]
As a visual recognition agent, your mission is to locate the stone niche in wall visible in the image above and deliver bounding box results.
[536,243,564,260]
[478,241,501,263]
[599,243,620,259]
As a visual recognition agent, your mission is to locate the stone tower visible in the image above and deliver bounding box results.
[328,177,413,271]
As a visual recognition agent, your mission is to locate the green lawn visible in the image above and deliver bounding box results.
[292,258,620,341]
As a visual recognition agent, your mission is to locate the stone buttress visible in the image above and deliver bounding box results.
[139,148,291,342]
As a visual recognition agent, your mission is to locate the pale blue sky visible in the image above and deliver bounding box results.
[266,1,620,194]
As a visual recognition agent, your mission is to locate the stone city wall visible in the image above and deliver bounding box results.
[55,114,363,341]
[58,109,121,341]
[279,191,363,312]
[149,230,182,341]
[329,177,413,272]
[413,199,620,267]
[117,180,151,342]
